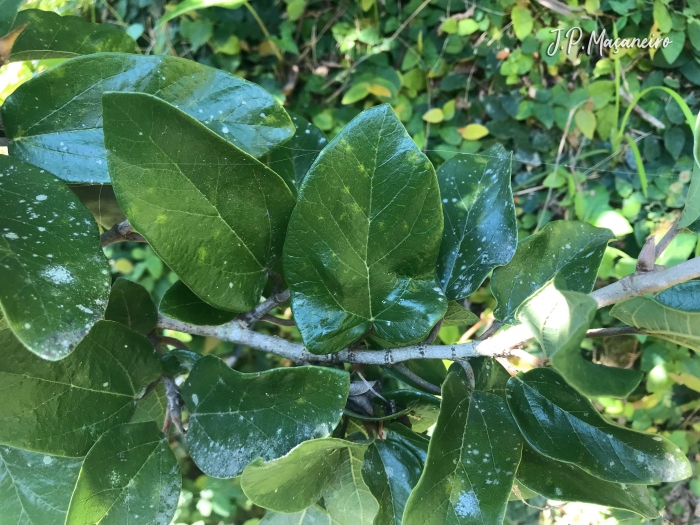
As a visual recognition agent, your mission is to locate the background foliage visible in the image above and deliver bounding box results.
[2,0,700,523]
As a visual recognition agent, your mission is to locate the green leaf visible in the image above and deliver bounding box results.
[159,280,237,326]
[265,113,328,196]
[0,322,162,456]
[283,104,446,354]
[490,220,614,323]
[654,0,673,32]
[65,422,180,525]
[342,83,371,105]
[506,368,692,484]
[105,278,158,335]
[0,445,82,525]
[260,506,333,525]
[158,0,246,27]
[362,424,428,525]
[403,373,522,525]
[443,301,479,326]
[422,108,444,123]
[471,357,511,400]
[516,446,660,520]
[1,53,294,183]
[69,184,126,229]
[680,134,700,228]
[130,382,167,424]
[0,0,23,37]
[656,281,700,311]
[516,277,643,397]
[383,390,441,432]
[461,124,489,140]
[241,438,376,521]
[436,146,517,299]
[575,109,596,139]
[103,92,295,312]
[0,156,110,359]
[610,296,700,351]
[8,9,136,62]
[181,355,349,478]
[511,6,533,40]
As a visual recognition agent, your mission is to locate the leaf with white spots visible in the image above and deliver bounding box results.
[0,155,110,360]
[260,506,333,525]
[490,221,614,323]
[506,368,692,484]
[283,104,447,355]
[0,322,162,456]
[402,372,522,525]
[436,145,517,300]
[181,355,349,478]
[0,445,82,525]
[65,422,181,525]
[103,92,295,312]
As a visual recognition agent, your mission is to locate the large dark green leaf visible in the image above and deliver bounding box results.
[105,277,158,335]
[516,278,643,397]
[0,322,162,456]
[516,446,660,520]
[284,104,446,354]
[8,10,136,62]
[159,280,237,326]
[655,281,700,311]
[181,355,349,478]
[103,92,295,312]
[1,53,294,183]
[242,438,378,525]
[260,507,333,525]
[611,296,700,351]
[436,145,517,300]
[266,113,328,196]
[0,446,82,525]
[0,156,110,359]
[506,368,692,484]
[362,424,428,525]
[490,221,614,323]
[0,0,23,36]
[65,422,180,525]
[403,373,522,525]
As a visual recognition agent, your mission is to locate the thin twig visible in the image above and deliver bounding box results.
[477,321,503,341]
[239,289,291,326]
[100,220,146,247]
[424,318,444,344]
[655,216,681,259]
[390,363,441,394]
[585,326,644,338]
[261,314,295,327]
[162,376,185,435]
[619,88,666,130]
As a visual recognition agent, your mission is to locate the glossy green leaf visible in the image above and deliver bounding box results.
[266,113,328,196]
[260,506,333,525]
[436,145,517,300]
[679,161,700,228]
[158,0,246,26]
[403,373,522,525]
[443,301,479,326]
[0,445,82,525]
[0,0,23,36]
[656,281,700,311]
[471,357,511,400]
[517,277,643,397]
[105,277,158,335]
[181,355,349,478]
[611,296,700,351]
[159,280,237,326]
[0,156,110,360]
[1,53,294,183]
[383,390,440,432]
[103,92,295,312]
[284,104,446,354]
[506,368,692,484]
[516,446,660,520]
[0,321,162,456]
[491,221,614,323]
[65,422,180,525]
[242,438,377,522]
[8,10,136,62]
[362,424,428,525]
[130,382,167,425]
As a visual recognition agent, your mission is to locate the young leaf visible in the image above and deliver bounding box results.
[403,373,522,525]
[1,53,294,183]
[0,156,110,359]
[159,280,237,326]
[242,438,376,522]
[8,9,136,62]
[516,446,660,520]
[443,301,479,326]
[436,146,517,300]
[490,221,614,323]
[516,277,643,397]
[0,322,162,456]
[362,424,428,525]
[65,422,180,525]
[265,113,328,196]
[506,368,692,484]
[610,296,700,351]
[0,445,82,525]
[181,355,349,478]
[105,277,158,335]
[103,92,295,312]
[260,506,333,525]
[284,104,447,354]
